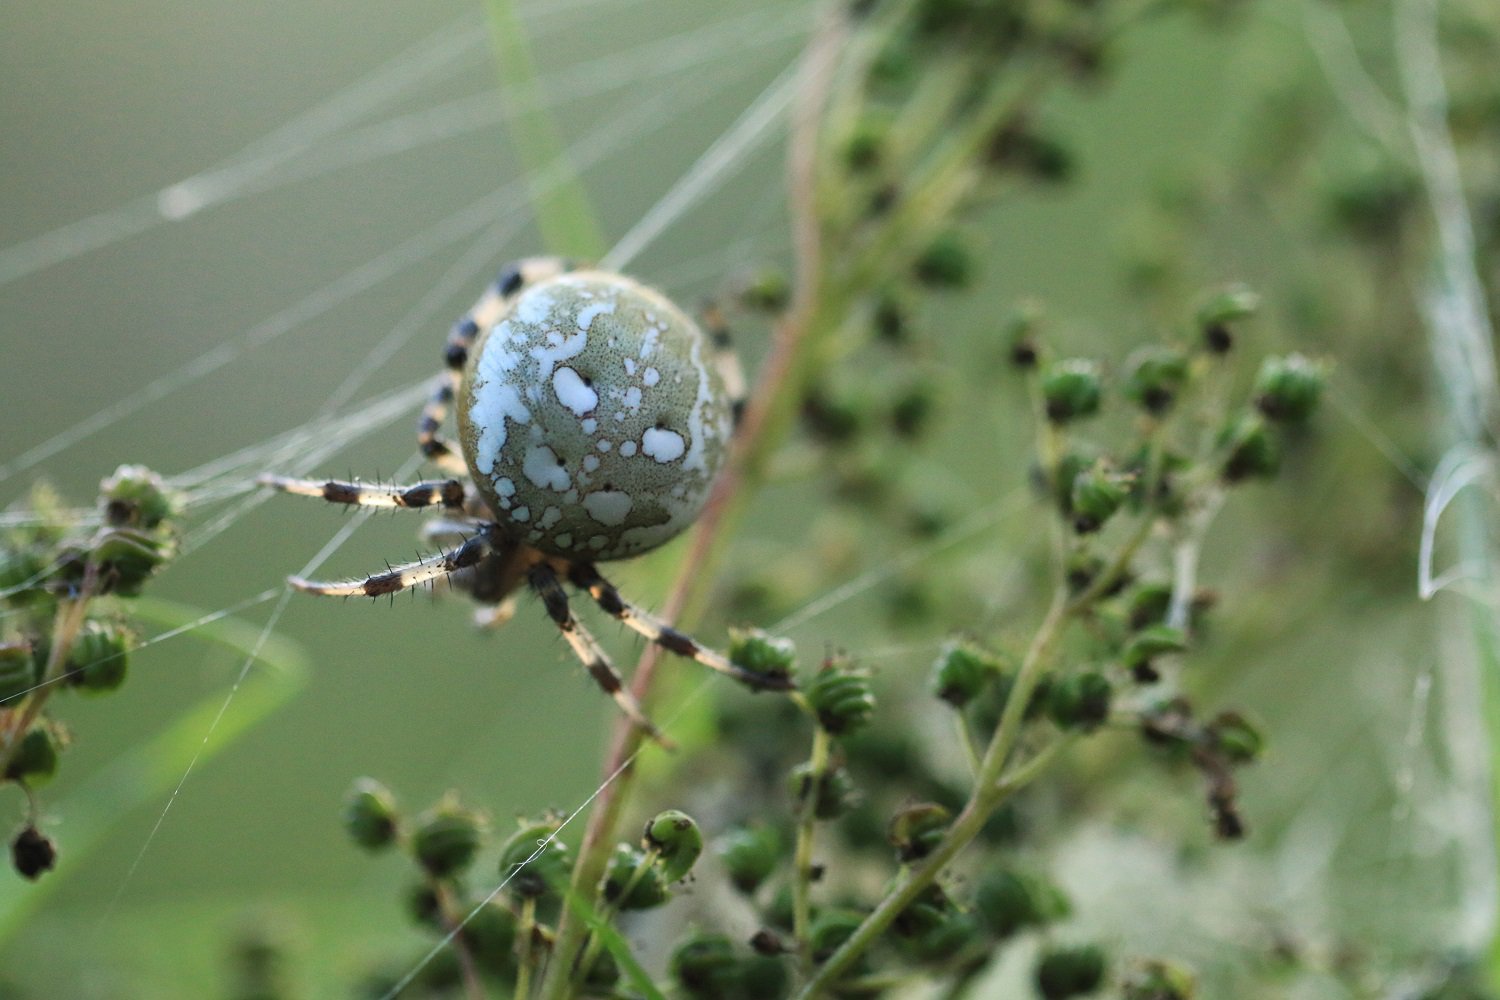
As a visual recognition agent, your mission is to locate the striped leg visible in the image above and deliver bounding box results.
[289,533,491,597]
[568,563,795,692]
[699,301,748,428]
[528,565,672,748]
[259,474,466,510]
[418,257,574,471]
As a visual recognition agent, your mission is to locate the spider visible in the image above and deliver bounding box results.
[260,257,791,745]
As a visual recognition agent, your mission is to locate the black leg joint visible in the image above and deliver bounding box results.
[529,567,571,626]
[323,482,360,504]
[497,264,525,297]
[447,537,487,572]
[445,342,469,370]
[657,627,697,658]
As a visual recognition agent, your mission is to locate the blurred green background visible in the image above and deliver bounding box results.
[1,0,1490,996]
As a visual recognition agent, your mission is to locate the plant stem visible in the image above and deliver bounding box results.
[515,897,537,1000]
[576,847,659,979]
[433,881,488,1000]
[793,726,833,976]
[533,15,848,1000]
[483,0,606,260]
[794,732,1068,1000]
[0,564,97,774]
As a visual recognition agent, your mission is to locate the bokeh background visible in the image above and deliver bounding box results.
[2,0,1494,995]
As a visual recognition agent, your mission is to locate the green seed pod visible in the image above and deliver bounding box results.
[874,292,912,345]
[5,725,60,786]
[789,761,856,820]
[974,869,1071,937]
[717,825,782,894]
[1048,672,1113,731]
[809,910,866,966]
[1035,943,1108,999]
[1041,360,1103,424]
[1253,353,1324,424]
[740,269,790,313]
[404,882,444,931]
[843,114,890,173]
[603,843,668,910]
[1123,347,1189,414]
[1218,413,1279,482]
[912,231,973,288]
[99,464,176,530]
[1002,302,1045,369]
[1043,446,1098,517]
[801,383,869,444]
[1326,157,1417,242]
[343,778,400,852]
[891,381,937,438]
[0,642,38,705]
[407,946,464,994]
[11,824,57,880]
[460,899,518,979]
[643,809,702,883]
[498,821,572,900]
[728,629,797,684]
[893,886,978,963]
[1123,959,1197,999]
[739,953,790,1000]
[930,640,997,708]
[1207,711,1264,764]
[986,123,1074,183]
[410,798,484,879]
[1195,286,1259,354]
[582,948,619,991]
[1070,464,1129,534]
[92,529,174,597]
[670,933,739,998]
[887,803,950,862]
[65,620,131,693]
[1127,583,1172,630]
[1122,625,1187,683]
[804,664,876,736]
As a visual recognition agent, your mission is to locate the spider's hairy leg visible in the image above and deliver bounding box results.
[258,474,466,510]
[418,256,576,472]
[528,564,675,750]
[700,300,747,428]
[289,533,491,597]
[568,563,795,692]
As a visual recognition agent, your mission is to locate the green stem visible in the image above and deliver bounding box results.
[793,726,833,977]
[794,733,1068,1000]
[535,16,848,999]
[514,897,536,1000]
[483,0,606,259]
[576,847,658,982]
[0,565,96,775]
[433,880,488,1000]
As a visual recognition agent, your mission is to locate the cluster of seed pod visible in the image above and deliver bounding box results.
[344,778,707,998]
[0,465,178,879]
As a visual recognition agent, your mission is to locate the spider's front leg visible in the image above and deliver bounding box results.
[567,563,795,692]
[417,256,573,474]
[288,531,493,597]
[527,564,674,749]
[258,474,466,510]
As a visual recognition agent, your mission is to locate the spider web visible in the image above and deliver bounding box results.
[2,1,1494,993]
[0,0,837,984]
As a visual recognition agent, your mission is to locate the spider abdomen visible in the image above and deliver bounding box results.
[457,270,732,561]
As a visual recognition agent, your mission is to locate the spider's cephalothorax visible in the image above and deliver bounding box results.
[260,258,783,745]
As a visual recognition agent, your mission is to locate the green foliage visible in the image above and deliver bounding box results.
[0,466,179,879]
